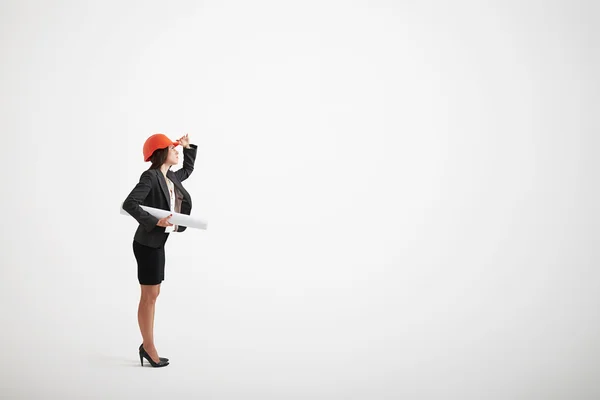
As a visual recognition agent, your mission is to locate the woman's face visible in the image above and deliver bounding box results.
[166,145,179,166]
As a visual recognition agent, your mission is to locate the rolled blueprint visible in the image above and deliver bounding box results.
[120,203,208,230]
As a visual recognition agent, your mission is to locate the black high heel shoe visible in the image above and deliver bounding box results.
[139,344,168,362]
[139,345,169,367]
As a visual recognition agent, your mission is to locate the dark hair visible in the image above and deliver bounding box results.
[148,147,169,170]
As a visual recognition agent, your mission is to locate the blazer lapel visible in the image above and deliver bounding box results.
[157,170,171,209]
[169,173,189,202]
[167,170,190,203]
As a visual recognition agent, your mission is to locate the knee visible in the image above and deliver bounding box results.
[140,297,156,305]
[141,290,159,304]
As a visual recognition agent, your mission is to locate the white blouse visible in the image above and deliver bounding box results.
[164,177,179,233]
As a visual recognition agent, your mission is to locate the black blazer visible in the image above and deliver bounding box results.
[123,144,198,248]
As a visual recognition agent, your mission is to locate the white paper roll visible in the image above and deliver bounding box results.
[120,203,208,230]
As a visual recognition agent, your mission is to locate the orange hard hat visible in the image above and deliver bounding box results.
[143,133,180,162]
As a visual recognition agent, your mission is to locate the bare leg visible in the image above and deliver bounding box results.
[151,284,160,335]
[138,283,162,363]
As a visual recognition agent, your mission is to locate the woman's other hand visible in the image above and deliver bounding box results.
[156,214,173,227]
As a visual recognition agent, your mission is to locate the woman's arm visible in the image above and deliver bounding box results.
[174,143,198,182]
[123,170,160,232]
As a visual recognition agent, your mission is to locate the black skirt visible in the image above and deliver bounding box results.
[133,240,165,285]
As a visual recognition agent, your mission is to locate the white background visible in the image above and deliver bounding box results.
[1,0,599,398]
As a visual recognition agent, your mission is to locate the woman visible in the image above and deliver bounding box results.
[122,133,198,368]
